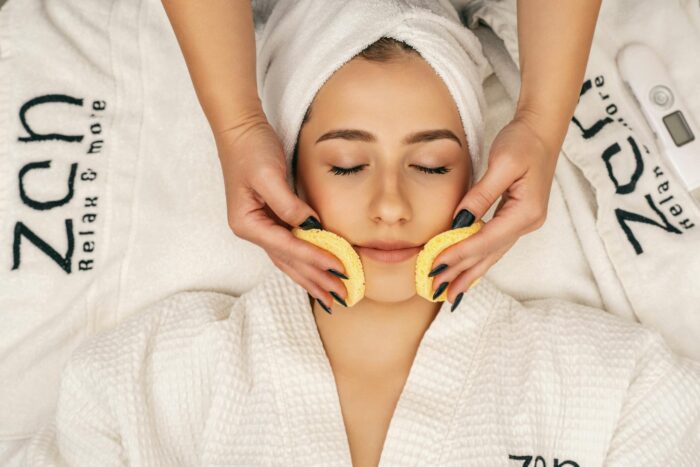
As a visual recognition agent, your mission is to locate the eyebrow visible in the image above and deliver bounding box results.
[315,128,462,148]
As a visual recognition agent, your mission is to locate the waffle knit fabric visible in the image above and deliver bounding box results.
[22,268,700,466]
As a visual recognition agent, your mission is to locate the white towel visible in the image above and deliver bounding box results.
[457,0,700,361]
[0,0,272,450]
[255,0,492,188]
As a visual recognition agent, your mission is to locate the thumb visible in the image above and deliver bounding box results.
[452,160,515,227]
[253,166,322,230]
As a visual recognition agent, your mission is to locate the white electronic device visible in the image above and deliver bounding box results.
[616,43,700,205]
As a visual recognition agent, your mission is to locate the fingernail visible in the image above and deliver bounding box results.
[299,216,323,230]
[433,281,449,300]
[451,209,475,229]
[329,291,348,307]
[316,297,332,314]
[327,268,349,280]
[428,263,448,278]
[450,292,464,312]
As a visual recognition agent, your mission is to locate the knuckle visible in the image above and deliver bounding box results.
[317,249,341,271]
[282,204,304,225]
[275,248,295,269]
[491,146,520,167]
[529,207,547,228]
[252,160,280,180]
[452,246,469,265]
[472,189,494,213]
[227,217,245,238]
[301,244,334,273]
[247,169,265,188]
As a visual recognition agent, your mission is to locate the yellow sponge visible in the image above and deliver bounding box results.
[291,227,366,307]
[291,219,484,306]
[414,220,484,302]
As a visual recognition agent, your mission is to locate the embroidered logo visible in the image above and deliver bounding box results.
[570,75,695,255]
[509,454,579,467]
[12,94,106,273]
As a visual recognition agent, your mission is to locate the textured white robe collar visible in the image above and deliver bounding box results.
[234,267,507,465]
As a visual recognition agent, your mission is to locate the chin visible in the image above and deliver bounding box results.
[362,265,417,303]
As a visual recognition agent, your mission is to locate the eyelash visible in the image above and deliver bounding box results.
[329,165,451,176]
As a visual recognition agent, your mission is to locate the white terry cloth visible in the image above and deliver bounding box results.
[256,0,492,188]
[0,0,273,453]
[454,0,700,361]
[21,268,700,466]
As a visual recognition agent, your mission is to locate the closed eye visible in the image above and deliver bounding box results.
[329,165,451,176]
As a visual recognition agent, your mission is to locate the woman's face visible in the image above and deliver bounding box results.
[296,53,472,304]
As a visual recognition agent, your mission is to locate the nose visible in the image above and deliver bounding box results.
[368,177,413,225]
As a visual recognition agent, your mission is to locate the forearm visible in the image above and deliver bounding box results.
[515,0,603,155]
[161,0,263,137]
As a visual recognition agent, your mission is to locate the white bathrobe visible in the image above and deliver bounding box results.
[22,268,700,466]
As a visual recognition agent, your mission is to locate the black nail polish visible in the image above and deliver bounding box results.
[450,292,464,312]
[428,263,448,278]
[327,268,349,280]
[316,297,332,314]
[329,291,348,307]
[433,281,448,300]
[451,209,475,229]
[299,216,323,230]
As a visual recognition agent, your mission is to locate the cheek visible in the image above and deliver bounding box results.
[297,168,348,216]
[420,185,465,220]
[294,148,322,201]
[312,183,348,219]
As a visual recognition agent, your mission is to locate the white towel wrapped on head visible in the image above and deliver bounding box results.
[255,0,492,189]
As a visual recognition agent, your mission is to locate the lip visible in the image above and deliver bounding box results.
[357,240,421,250]
[354,245,423,263]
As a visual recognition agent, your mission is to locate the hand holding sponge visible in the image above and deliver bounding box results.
[291,220,484,307]
[291,227,367,307]
[414,220,484,302]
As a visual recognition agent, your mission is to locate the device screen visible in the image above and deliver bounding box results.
[662,110,695,147]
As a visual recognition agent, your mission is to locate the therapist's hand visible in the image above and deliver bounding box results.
[215,116,350,309]
[425,0,601,306]
[429,112,559,304]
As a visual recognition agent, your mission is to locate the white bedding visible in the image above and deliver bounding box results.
[460,0,700,361]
